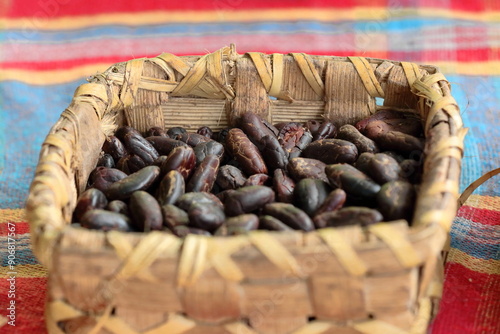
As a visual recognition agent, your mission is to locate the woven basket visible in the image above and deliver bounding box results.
[26,45,466,334]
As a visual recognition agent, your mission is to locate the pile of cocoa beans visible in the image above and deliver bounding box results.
[73,109,425,236]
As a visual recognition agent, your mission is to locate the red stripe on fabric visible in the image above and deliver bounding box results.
[3,0,384,18]
[5,0,500,18]
[420,0,491,12]
[430,263,500,334]
[457,205,500,226]
[0,277,48,334]
[0,222,30,236]
[4,49,500,72]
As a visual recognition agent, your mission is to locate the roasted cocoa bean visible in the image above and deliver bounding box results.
[215,214,259,236]
[160,146,196,180]
[105,165,160,200]
[325,164,381,200]
[171,225,211,237]
[263,203,314,231]
[260,135,289,171]
[302,139,358,165]
[355,109,421,133]
[354,152,375,175]
[259,215,293,231]
[89,167,128,192]
[188,202,225,232]
[97,153,115,168]
[337,124,379,154]
[146,126,168,138]
[186,154,220,193]
[363,120,390,139]
[304,120,321,134]
[216,165,247,190]
[153,155,168,167]
[315,188,347,216]
[197,126,213,138]
[399,159,422,184]
[129,190,163,232]
[239,112,279,148]
[102,135,128,161]
[146,136,189,156]
[176,192,224,212]
[244,173,269,186]
[372,131,425,154]
[178,132,212,147]
[293,179,332,216]
[106,200,129,215]
[215,189,237,203]
[278,122,306,151]
[161,204,189,229]
[157,170,185,206]
[376,180,416,222]
[369,153,403,184]
[216,127,233,145]
[356,152,402,184]
[226,128,268,175]
[194,140,225,166]
[124,154,147,173]
[384,151,405,163]
[116,126,159,165]
[287,157,328,183]
[167,126,187,139]
[224,185,275,216]
[311,121,337,141]
[80,209,132,231]
[272,169,295,203]
[278,123,313,159]
[73,188,108,222]
[381,118,423,137]
[313,207,383,228]
[115,155,132,174]
[289,130,313,159]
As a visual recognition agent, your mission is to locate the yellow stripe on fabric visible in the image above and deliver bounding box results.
[6,61,500,86]
[0,8,386,30]
[0,209,27,223]
[463,195,500,211]
[3,8,500,30]
[0,264,48,278]
[447,249,500,275]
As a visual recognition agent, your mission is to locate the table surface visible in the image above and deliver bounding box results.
[1,1,499,333]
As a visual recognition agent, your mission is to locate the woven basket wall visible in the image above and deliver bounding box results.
[26,45,466,334]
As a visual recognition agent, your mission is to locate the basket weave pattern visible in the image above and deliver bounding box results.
[26,45,466,334]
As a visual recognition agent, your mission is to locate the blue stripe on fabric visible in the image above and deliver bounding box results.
[0,80,85,209]
[450,217,500,261]
[0,248,39,266]
[446,75,500,197]
[0,80,4,175]
[0,18,486,44]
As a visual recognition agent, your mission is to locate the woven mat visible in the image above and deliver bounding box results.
[1,1,499,333]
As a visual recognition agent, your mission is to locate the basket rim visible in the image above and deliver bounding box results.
[26,47,465,276]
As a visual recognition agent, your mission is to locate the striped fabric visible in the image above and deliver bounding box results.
[1,1,499,333]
